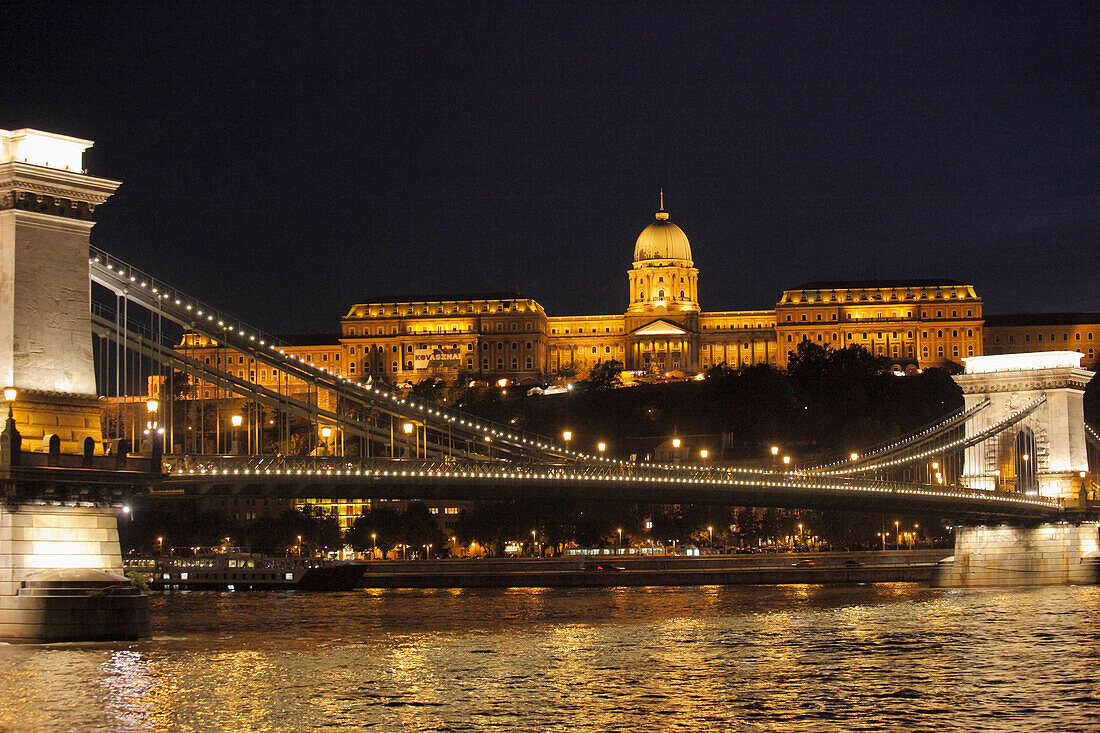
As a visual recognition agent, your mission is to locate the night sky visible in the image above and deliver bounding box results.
[6,2,1098,333]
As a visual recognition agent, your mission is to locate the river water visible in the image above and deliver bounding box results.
[1,584,1098,732]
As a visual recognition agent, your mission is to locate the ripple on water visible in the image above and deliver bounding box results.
[0,585,1097,731]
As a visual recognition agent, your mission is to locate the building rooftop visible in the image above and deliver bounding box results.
[351,292,526,305]
[984,312,1100,327]
[788,279,969,291]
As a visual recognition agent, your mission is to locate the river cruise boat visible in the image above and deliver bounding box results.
[126,554,366,591]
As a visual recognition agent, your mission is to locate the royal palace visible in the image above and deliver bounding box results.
[181,197,1097,387]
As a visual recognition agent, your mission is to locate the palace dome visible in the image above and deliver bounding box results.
[633,208,692,264]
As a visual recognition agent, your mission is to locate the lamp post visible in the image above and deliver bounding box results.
[230,414,242,455]
[1,387,21,466]
[320,426,332,456]
[699,448,709,462]
[797,523,804,548]
[531,529,538,557]
[371,532,377,558]
[403,421,415,458]
[770,445,779,470]
[597,441,606,457]
[617,527,622,552]
[782,455,791,468]
[708,525,713,547]
[297,534,302,558]
[894,520,900,550]
[672,437,682,463]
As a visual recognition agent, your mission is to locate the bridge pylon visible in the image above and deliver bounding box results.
[0,129,120,453]
[953,352,1094,503]
[0,129,147,641]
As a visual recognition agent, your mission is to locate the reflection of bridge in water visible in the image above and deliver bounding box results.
[0,128,1097,642]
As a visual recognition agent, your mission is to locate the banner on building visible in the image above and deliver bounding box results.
[414,346,462,370]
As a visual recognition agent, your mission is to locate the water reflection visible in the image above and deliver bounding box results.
[0,585,1097,731]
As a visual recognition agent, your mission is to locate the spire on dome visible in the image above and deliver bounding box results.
[656,188,669,221]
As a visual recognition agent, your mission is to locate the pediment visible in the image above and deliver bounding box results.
[632,319,688,336]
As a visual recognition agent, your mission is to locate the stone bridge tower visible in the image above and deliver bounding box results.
[0,129,120,452]
[954,352,1093,502]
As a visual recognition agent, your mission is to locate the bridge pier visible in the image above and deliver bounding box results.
[0,503,148,641]
[932,522,1100,587]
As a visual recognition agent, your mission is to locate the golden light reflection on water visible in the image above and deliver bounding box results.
[1,585,1098,732]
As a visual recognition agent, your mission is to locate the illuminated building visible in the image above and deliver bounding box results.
[174,194,1098,398]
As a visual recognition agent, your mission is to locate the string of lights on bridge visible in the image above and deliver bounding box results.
[804,398,991,473]
[88,248,1060,493]
[167,460,1058,510]
[94,249,695,468]
[813,395,1047,476]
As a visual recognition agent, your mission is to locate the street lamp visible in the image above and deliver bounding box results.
[699,449,709,461]
[850,452,859,461]
[894,520,900,550]
[531,529,537,557]
[617,527,622,551]
[320,425,332,456]
[562,430,572,444]
[230,414,242,455]
[597,441,606,455]
[708,525,713,546]
[371,532,377,557]
[782,455,791,466]
[797,523,803,547]
[297,534,302,557]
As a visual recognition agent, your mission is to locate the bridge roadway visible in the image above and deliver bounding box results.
[158,455,1062,519]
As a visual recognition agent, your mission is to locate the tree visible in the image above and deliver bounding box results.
[585,359,624,390]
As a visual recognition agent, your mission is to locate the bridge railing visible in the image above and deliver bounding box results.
[161,454,1062,510]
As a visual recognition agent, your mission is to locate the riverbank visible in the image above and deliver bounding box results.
[357,549,952,588]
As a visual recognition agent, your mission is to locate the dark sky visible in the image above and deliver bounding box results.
[6,2,1098,332]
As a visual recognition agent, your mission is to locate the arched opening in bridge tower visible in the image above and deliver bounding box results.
[1014,427,1038,494]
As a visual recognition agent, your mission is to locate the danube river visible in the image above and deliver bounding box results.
[1,584,1098,731]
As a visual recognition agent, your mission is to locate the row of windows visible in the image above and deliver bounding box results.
[786,289,972,303]
[991,332,1094,344]
[347,321,536,336]
[359,303,530,317]
[550,345,624,354]
[783,328,979,343]
[550,326,624,335]
[783,308,975,322]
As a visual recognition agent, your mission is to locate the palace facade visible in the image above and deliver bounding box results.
[180,199,1098,392]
